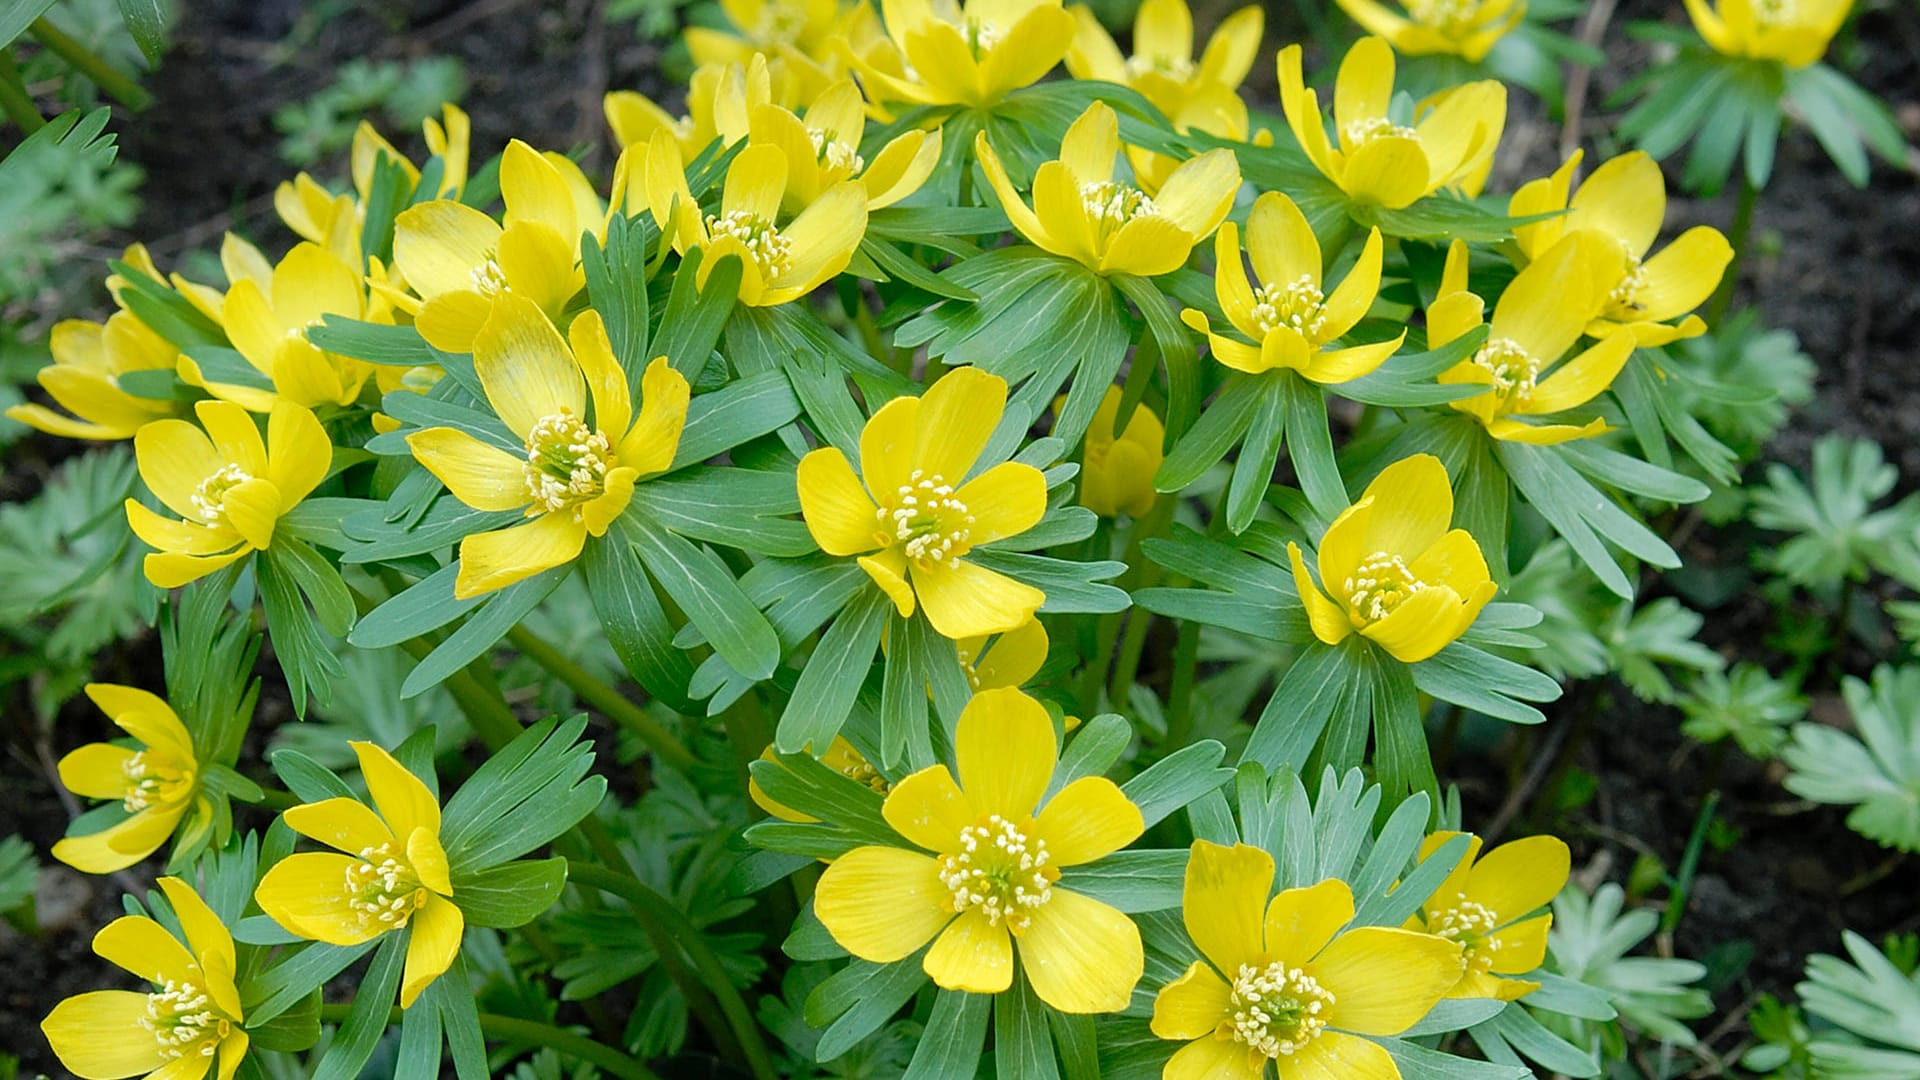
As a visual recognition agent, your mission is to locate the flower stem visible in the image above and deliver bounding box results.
[566,860,780,1080]
[504,624,700,773]
[1705,177,1758,326]
[28,17,154,109]
[0,52,43,133]
[316,1005,660,1080]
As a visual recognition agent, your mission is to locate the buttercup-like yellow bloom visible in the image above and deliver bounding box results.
[851,0,1076,108]
[408,296,689,599]
[646,133,869,307]
[276,106,471,267]
[255,741,462,1009]
[1075,386,1164,518]
[1150,840,1463,1079]
[748,79,942,212]
[685,0,884,96]
[1334,0,1524,63]
[1064,0,1263,115]
[976,101,1239,278]
[127,399,330,589]
[956,617,1050,690]
[5,311,185,440]
[1430,235,1636,444]
[109,243,228,327]
[607,54,786,158]
[390,139,602,353]
[1511,150,1733,347]
[1685,0,1851,67]
[51,685,207,874]
[1126,83,1264,197]
[180,243,376,411]
[1279,37,1506,210]
[751,736,889,822]
[1287,454,1497,664]
[796,367,1046,640]
[42,878,247,1080]
[1183,190,1402,384]
[1406,832,1569,1001]
[814,688,1145,1011]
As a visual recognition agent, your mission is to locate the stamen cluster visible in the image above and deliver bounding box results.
[938,815,1056,932]
[1251,274,1330,340]
[876,469,974,564]
[1343,115,1420,147]
[706,209,795,280]
[1344,550,1427,623]
[1227,962,1336,1059]
[1428,893,1504,972]
[964,18,1004,56]
[1470,336,1541,409]
[1605,255,1649,317]
[191,463,254,525]
[523,410,613,515]
[1405,0,1481,35]
[469,255,509,297]
[809,128,865,176]
[1126,53,1194,80]
[121,751,164,812]
[141,977,230,1060]
[1080,180,1158,232]
[345,841,428,931]
[839,757,889,795]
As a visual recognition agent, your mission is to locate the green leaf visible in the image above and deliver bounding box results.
[652,247,741,383]
[258,548,340,715]
[114,0,166,64]
[245,988,321,1052]
[582,527,697,712]
[449,857,569,928]
[441,715,606,868]
[903,990,990,1080]
[775,588,889,753]
[1226,378,1286,534]
[270,537,355,637]
[807,956,928,1061]
[626,467,811,556]
[1112,272,1200,440]
[242,940,375,1025]
[626,515,780,680]
[671,370,803,467]
[311,932,406,1080]
[0,0,58,48]
[1064,850,1186,913]
[308,317,438,367]
[995,971,1061,1080]
[1122,740,1231,829]
[1156,374,1264,491]
[1242,641,1354,770]
[399,567,567,698]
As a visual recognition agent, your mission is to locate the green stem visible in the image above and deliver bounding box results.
[316,1006,659,1080]
[1107,495,1177,705]
[28,18,153,109]
[723,692,773,805]
[1163,617,1201,748]
[0,52,43,133]
[1705,178,1758,326]
[504,625,700,773]
[567,860,780,1080]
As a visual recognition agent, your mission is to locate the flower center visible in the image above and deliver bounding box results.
[1470,336,1542,413]
[469,254,509,298]
[345,841,429,932]
[705,209,794,281]
[1125,53,1194,81]
[809,128,865,178]
[523,410,613,518]
[142,976,232,1060]
[121,751,192,813]
[1427,894,1503,972]
[1081,180,1158,240]
[1750,0,1796,27]
[964,17,1003,57]
[1251,274,1330,341]
[839,757,890,795]
[1343,115,1419,148]
[1343,550,1427,624]
[191,463,254,525]
[875,469,975,565]
[937,815,1058,932]
[1404,0,1481,35]
[1604,254,1649,319]
[1227,962,1336,1059]
[752,0,809,45]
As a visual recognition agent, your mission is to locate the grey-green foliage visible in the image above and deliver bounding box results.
[759,963,920,1077]
[1742,993,1816,1078]
[1670,310,1816,460]
[1539,882,1712,1051]
[1782,664,1920,852]
[1678,662,1807,757]
[0,835,37,923]
[0,104,140,301]
[1795,931,1920,1078]
[271,57,468,167]
[1749,437,1920,593]
[1504,541,1610,682]
[271,644,465,771]
[1607,597,1725,705]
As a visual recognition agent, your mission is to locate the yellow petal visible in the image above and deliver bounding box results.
[409,428,530,512]
[814,845,953,961]
[393,201,504,300]
[221,279,286,376]
[1165,1035,1265,1080]
[284,796,395,854]
[619,355,690,476]
[1311,926,1463,1035]
[256,851,387,945]
[1064,4,1126,81]
[41,990,169,1080]
[1246,191,1321,292]
[1427,290,1485,350]
[973,132,1055,253]
[1486,417,1607,445]
[1150,146,1240,241]
[1630,226,1734,324]
[1100,213,1201,278]
[1356,454,1453,559]
[1417,830,1484,908]
[1409,527,1493,601]
[501,139,580,240]
[1491,236,1594,366]
[135,418,222,519]
[1341,135,1431,209]
[1278,48,1341,185]
[859,547,918,618]
[143,549,251,590]
[1263,877,1354,964]
[1151,960,1232,1040]
[1288,1030,1402,1079]
[93,913,196,985]
[1182,839,1272,976]
[1059,101,1119,186]
[863,127,942,210]
[1035,777,1143,866]
[497,222,583,317]
[767,181,868,300]
[266,400,331,505]
[1523,331,1634,416]
[882,765,972,852]
[414,290,495,355]
[1569,151,1663,259]
[954,461,1045,545]
[798,448,883,555]
[157,877,238,995]
[352,740,442,842]
[1321,228,1385,341]
[220,477,281,550]
[860,393,921,498]
[1196,4,1263,88]
[916,367,1006,483]
[724,143,791,224]
[954,687,1055,820]
[272,243,365,329]
[454,514,588,599]
[125,503,230,556]
[399,892,464,1008]
[580,468,636,537]
[473,295,586,442]
[1018,887,1142,1013]
[52,804,185,874]
[1302,334,1402,385]
[1289,541,1353,646]
[965,616,1050,690]
[911,557,1045,642]
[58,742,137,800]
[976,5,1075,102]
[924,907,1014,994]
[1335,36,1396,142]
[1033,160,1100,267]
[1134,0,1193,69]
[1359,584,1466,663]
[1465,835,1570,918]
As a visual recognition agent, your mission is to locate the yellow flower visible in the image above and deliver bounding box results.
[1278,36,1506,210]
[1334,0,1525,63]
[796,367,1046,640]
[1510,150,1734,347]
[407,296,689,600]
[276,106,471,266]
[1150,840,1463,1079]
[127,399,331,589]
[851,0,1076,108]
[606,54,786,158]
[5,311,185,440]
[178,242,376,411]
[1182,190,1402,384]
[390,139,603,353]
[255,741,463,1009]
[1065,0,1263,116]
[1406,832,1569,1001]
[50,685,207,874]
[750,736,889,822]
[1430,234,1636,444]
[1286,454,1497,664]
[956,617,1050,690]
[1074,386,1164,518]
[814,688,1145,1010]
[975,101,1240,278]
[684,0,882,95]
[1126,83,1264,197]
[645,132,869,307]
[1684,0,1851,67]
[747,79,943,213]
[110,243,228,326]
[42,877,247,1080]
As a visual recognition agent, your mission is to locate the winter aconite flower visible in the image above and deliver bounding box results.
[851,0,1075,108]
[127,399,331,589]
[796,367,1046,640]
[255,741,462,1008]
[1279,36,1506,210]
[1183,190,1402,383]
[1511,150,1733,347]
[407,296,689,599]
[606,53,779,158]
[5,310,184,440]
[955,617,1050,691]
[186,242,376,411]
[1150,840,1463,1079]
[976,101,1240,278]
[1076,387,1164,518]
[751,736,889,822]
[1332,0,1525,63]
[1685,0,1852,67]
[51,685,208,874]
[42,878,247,1080]
[747,79,942,213]
[1430,234,1637,444]
[1406,832,1569,1001]
[814,688,1146,1011]
[1064,0,1263,116]
[1288,454,1497,664]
